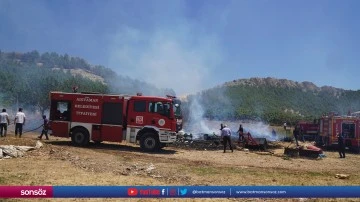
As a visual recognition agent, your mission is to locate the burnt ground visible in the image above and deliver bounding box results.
[1,132,360,202]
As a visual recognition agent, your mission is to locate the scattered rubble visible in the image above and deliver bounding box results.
[150,174,162,178]
[145,163,156,173]
[35,141,43,149]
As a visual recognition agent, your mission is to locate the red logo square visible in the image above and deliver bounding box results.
[128,188,138,196]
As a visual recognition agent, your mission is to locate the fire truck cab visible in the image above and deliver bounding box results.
[318,113,360,152]
[49,92,182,152]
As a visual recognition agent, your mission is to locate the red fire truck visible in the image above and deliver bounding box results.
[49,91,182,151]
[297,121,319,141]
[318,113,360,152]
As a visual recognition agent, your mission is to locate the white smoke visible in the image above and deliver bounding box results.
[183,117,280,141]
[186,96,212,136]
[107,22,225,135]
[108,25,223,96]
[241,121,279,141]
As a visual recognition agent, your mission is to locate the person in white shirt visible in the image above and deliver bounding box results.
[221,123,233,153]
[14,108,26,138]
[0,109,10,137]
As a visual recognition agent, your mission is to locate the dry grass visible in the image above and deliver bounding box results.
[1,132,360,201]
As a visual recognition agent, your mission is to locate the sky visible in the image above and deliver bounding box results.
[0,0,359,96]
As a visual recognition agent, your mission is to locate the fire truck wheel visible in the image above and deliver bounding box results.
[71,128,90,146]
[140,133,160,152]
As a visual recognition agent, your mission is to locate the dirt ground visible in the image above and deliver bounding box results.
[1,132,360,202]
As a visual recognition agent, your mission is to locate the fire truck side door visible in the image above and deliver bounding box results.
[127,100,147,128]
[101,101,124,142]
[51,121,69,137]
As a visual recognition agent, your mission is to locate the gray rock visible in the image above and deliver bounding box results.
[336,174,350,179]
[0,149,3,158]
[0,145,18,157]
[14,146,35,152]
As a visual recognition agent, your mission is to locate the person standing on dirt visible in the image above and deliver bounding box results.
[337,132,346,158]
[38,115,49,140]
[14,108,26,138]
[0,109,10,137]
[221,124,233,153]
[237,124,244,143]
[293,126,300,147]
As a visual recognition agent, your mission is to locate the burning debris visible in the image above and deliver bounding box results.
[174,130,269,151]
[284,142,324,158]
[183,92,277,151]
[239,132,268,151]
[173,131,224,150]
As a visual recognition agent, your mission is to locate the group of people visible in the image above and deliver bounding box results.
[0,108,26,137]
[0,108,49,140]
[221,122,346,159]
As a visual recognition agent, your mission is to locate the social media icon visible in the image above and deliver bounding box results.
[128,188,138,196]
[161,189,166,195]
[170,189,177,196]
[180,188,187,196]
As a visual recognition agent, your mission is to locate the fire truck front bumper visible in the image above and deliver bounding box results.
[159,131,177,143]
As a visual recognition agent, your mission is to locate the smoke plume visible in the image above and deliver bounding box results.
[108,25,222,96]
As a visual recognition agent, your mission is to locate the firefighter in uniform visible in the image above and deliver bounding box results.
[38,115,49,140]
[337,133,345,158]
[237,124,244,143]
[293,126,300,147]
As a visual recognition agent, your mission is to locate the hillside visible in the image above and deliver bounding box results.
[225,77,344,96]
[0,50,175,113]
[2,50,359,125]
[184,77,360,125]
